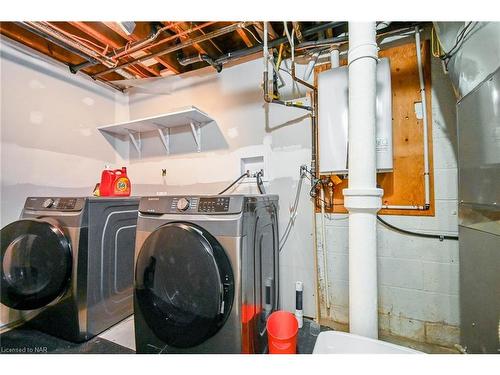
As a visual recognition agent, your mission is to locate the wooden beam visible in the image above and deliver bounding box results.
[69,22,159,78]
[103,22,180,74]
[0,22,126,86]
[197,26,223,53]
[236,28,253,47]
[171,23,207,55]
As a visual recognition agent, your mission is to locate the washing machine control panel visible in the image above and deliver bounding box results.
[25,197,85,211]
[198,197,230,212]
[140,196,244,215]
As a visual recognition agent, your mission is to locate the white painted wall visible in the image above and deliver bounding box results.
[125,58,317,318]
[316,55,460,348]
[0,38,128,327]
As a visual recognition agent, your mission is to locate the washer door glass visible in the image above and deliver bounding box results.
[135,222,234,349]
[1,219,72,310]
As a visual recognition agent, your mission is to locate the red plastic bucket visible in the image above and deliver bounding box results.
[266,310,299,354]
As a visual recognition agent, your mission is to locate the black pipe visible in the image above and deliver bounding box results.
[15,22,124,92]
[216,21,347,65]
[178,53,222,72]
[15,22,101,66]
[69,22,166,74]
[377,215,459,241]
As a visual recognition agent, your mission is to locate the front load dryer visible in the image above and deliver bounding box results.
[133,195,279,354]
[0,197,139,342]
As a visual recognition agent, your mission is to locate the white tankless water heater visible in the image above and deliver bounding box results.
[318,57,393,175]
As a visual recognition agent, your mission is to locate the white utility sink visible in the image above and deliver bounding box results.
[313,331,422,354]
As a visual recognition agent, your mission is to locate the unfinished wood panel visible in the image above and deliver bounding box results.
[314,41,435,216]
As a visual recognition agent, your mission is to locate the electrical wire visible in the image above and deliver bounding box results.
[377,215,458,241]
[440,22,478,67]
[217,172,249,195]
[243,26,262,44]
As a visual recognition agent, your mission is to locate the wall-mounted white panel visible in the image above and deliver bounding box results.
[318,58,393,174]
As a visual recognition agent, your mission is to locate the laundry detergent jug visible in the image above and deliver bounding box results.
[100,166,131,197]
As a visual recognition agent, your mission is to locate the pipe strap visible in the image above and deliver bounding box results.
[348,42,379,66]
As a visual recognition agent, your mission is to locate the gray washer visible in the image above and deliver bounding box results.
[133,194,279,354]
[0,196,139,342]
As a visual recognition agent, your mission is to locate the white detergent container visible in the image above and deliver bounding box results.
[318,57,393,174]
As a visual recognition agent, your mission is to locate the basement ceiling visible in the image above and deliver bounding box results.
[0,21,418,91]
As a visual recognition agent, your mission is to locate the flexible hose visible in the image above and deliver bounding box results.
[377,215,458,241]
[256,171,266,194]
[279,172,305,252]
[218,172,249,195]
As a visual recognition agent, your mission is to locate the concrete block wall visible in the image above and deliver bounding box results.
[316,55,460,348]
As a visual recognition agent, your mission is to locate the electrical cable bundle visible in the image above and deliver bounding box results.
[436,22,478,68]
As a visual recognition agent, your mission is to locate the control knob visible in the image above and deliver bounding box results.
[177,198,190,211]
[42,198,54,208]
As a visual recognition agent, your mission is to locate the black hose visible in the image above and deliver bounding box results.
[218,172,249,195]
[377,215,458,241]
[256,171,266,194]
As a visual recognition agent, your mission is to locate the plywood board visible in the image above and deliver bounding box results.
[314,41,435,216]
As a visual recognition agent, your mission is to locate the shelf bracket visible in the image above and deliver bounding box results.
[190,122,202,152]
[127,130,141,153]
[157,127,170,155]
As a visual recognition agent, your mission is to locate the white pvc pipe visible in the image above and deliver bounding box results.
[415,27,431,207]
[343,22,383,339]
[330,49,340,68]
[263,22,269,74]
[320,185,331,309]
[304,51,320,81]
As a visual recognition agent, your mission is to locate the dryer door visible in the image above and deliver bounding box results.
[135,222,234,348]
[1,219,72,310]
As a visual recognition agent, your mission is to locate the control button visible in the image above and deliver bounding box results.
[177,197,190,211]
[42,198,54,208]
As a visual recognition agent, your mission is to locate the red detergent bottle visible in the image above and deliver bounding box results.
[100,166,131,197]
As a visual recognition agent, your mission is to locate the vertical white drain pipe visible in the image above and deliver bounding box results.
[330,48,340,68]
[343,22,383,339]
[320,186,330,309]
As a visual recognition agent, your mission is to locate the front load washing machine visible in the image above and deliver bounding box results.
[0,196,139,342]
[134,195,279,354]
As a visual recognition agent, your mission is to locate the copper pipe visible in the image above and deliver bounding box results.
[70,22,159,77]
[92,21,254,78]
[71,21,215,74]
[146,21,216,51]
[23,22,117,68]
[102,22,181,74]
[14,22,127,90]
[110,24,171,60]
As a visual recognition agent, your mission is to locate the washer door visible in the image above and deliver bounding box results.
[1,219,72,310]
[135,222,234,348]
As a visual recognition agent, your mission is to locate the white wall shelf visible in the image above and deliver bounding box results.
[97,106,215,154]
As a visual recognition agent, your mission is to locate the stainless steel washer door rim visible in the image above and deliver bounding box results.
[0,219,72,310]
